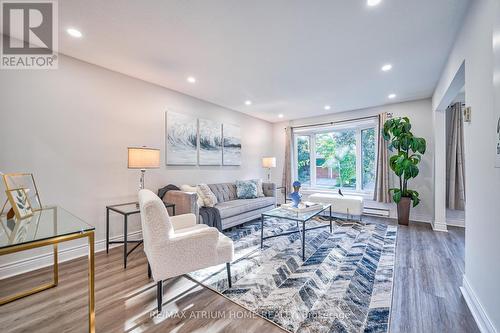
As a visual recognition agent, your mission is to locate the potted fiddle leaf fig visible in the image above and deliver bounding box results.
[383,117,426,225]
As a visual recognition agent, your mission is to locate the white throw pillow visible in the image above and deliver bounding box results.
[181,184,204,208]
[180,184,197,192]
[196,184,218,207]
[251,179,265,197]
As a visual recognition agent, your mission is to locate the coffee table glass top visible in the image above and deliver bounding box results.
[263,204,331,221]
[0,206,94,250]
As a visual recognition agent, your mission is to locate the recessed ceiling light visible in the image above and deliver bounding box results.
[324,105,331,110]
[381,64,392,72]
[278,114,284,118]
[67,28,82,38]
[187,76,196,83]
[388,93,396,99]
[367,0,382,7]
[244,100,252,106]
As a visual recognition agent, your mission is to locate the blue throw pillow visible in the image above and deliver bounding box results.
[236,180,258,199]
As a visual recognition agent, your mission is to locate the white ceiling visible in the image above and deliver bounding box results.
[21,0,473,122]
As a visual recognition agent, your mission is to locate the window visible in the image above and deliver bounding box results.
[296,135,311,186]
[293,119,378,194]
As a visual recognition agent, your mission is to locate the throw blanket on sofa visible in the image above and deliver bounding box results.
[157,184,180,201]
[199,206,222,231]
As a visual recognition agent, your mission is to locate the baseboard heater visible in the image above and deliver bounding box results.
[363,207,390,217]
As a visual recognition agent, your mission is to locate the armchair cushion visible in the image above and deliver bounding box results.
[170,213,197,231]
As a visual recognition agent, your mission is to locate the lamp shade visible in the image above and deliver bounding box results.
[262,157,276,168]
[127,147,160,169]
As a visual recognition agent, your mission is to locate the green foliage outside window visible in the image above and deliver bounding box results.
[297,136,310,184]
[316,130,356,188]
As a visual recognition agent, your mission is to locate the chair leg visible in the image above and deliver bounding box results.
[148,263,152,279]
[157,280,163,313]
[226,262,232,288]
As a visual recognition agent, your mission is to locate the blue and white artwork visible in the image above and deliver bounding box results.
[223,123,242,166]
[199,118,222,165]
[166,111,198,165]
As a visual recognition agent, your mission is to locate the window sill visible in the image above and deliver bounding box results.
[300,188,374,199]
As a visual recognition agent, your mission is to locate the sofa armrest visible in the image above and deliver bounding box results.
[165,190,199,221]
[263,182,277,198]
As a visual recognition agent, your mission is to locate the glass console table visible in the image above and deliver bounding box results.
[0,206,96,333]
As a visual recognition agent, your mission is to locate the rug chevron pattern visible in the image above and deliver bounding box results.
[189,217,397,333]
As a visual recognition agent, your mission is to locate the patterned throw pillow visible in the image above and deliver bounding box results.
[251,179,265,197]
[235,180,258,199]
[196,184,218,207]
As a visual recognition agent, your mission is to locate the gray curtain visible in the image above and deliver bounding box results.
[446,103,466,210]
[374,113,391,203]
[282,126,292,195]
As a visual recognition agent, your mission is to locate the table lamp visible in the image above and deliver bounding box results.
[127,147,160,190]
[262,157,276,181]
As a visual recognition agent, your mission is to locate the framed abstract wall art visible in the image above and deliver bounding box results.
[166,111,198,165]
[223,123,242,166]
[199,118,222,165]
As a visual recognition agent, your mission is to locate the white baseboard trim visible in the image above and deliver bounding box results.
[460,275,498,333]
[431,220,448,232]
[446,221,465,228]
[409,213,434,224]
[0,230,142,280]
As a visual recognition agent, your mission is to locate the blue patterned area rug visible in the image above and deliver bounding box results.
[189,217,397,333]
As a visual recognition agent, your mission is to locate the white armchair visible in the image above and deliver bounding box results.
[138,189,234,312]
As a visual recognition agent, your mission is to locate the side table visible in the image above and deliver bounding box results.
[106,201,175,268]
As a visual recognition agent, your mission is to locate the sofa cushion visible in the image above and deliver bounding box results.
[208,183,238,203]
[215,197,275,219]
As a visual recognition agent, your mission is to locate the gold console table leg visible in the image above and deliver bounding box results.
[0,231,95,333]
[0,243,59,305]
[87,231,95,333]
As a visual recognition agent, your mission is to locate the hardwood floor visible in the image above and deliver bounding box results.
[0,219,479,333]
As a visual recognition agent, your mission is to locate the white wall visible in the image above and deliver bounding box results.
[0,54,273,275]
[433,0,500,330]
[272,99,435,223]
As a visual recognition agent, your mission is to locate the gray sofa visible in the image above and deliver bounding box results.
[165,182,277,230]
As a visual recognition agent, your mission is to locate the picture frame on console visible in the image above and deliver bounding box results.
[6,188,33,220]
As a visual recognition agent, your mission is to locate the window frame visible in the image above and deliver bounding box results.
[292,119,379,195]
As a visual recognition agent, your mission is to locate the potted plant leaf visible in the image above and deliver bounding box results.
[382,117,426,225]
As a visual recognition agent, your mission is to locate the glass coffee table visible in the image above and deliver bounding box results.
[260,204,332,261]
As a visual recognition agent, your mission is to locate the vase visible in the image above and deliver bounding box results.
[397,197,411,226]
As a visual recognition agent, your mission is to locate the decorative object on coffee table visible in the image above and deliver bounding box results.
[382,117,426,225]
[262,157,276,181]
[289,181,302,208]
[6,188,33,220]
[127,147,160,190]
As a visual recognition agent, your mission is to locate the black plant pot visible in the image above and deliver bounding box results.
[397,197,411,226]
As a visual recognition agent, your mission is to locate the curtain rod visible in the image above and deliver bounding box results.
[290,114,381,130]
